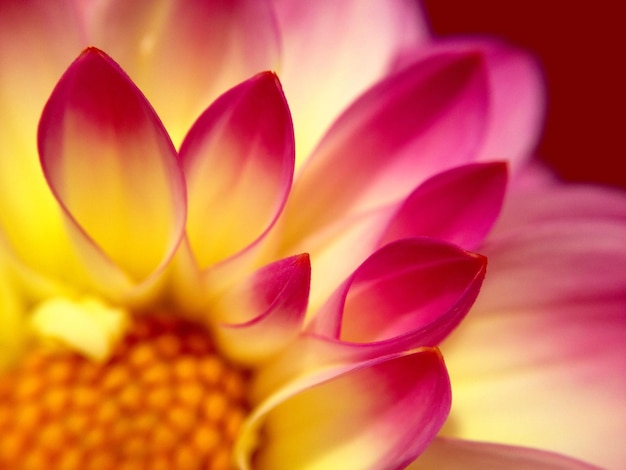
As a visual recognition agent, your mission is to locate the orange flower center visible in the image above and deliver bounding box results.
[0,314,250,469]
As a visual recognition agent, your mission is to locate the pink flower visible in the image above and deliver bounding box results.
[0,1,623,468]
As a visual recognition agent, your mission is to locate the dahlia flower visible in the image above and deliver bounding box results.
[0,1,624,469]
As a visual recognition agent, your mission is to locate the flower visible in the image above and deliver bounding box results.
[0,1,624,469]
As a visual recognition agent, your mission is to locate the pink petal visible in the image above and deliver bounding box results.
[180,72,294,270]
[396,38,545,172]
[440,182,626,468]
[379,162,508,250]
[84,0,280,146]
[212,254,310,365]
[271,0,429,164]
[38,48,186,283]
[253,238,485,398]
[310,238,487,349]
[0,0,87,278]
[412,438,599,469]
[240,348,449,469]
[281,50,489,249]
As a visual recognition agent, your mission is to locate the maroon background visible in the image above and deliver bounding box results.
[422,0,626,190]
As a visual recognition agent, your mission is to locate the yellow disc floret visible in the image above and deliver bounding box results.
[0,314,250,469]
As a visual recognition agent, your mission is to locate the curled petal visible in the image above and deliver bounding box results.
[412,438,599,470]
[272,0,428,165]
[38,48,186,283]
[85,0,280,146]
[212,254,310,365]
[441,182,626,468]
[310,238,487,348]
[239,348,449,469]
[379,162,508,250]
[282,50,489,248]
[180,72,294,269]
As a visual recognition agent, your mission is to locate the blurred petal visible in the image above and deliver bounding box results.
[396,39,545,172]
[212,254,310,366]
[0,0,85,278]
[412,438,599,469]
[86,0,280,146]
[379,162,508,250]
[272,0,428,165]
[38,48,186,283]
[239,348,449,470]
[440,183,626,468]
[0,257,25,371]
[180,72,294,269]
[282,50,489,248]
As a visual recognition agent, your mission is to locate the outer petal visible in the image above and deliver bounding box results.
[379,162,508,250]
[271,0,428,165]
[440,182,626,468]
[0,0,86,280]
[311,239,487,348]
[38,48,186,284]
[85,0,280,146]
[281,50,489,249]
[212,254,310,366]
[180,72,294,269]
[239,348,449,470]
[395,39,545,172]
[412,438,599,470]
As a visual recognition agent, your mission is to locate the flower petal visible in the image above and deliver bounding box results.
[0,257,25,371]
[379,162,508,250]
[311,238,487,348]
[412,438,599,469]
[440,182,626,468]
[396,39,545,172]
[180,72,294,270]
[86,0,280,146]
[212,254,310,366]
[38,48,186,283]
[282,50,489,249]
[0,0,85,279]
[271,0,428,165]
[239,348,449,470]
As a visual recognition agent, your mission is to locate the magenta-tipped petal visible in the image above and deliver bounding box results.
[310,238,487,349]
[242,348,450,469]
[180,72,294,269]
[213,254,310,365]
[38,48,186,283]
[396,38,545,172]
[379,162,508,249]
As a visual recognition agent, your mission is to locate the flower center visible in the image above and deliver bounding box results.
[0,314,250,469]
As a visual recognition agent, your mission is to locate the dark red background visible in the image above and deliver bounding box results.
[423,1,625,189]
